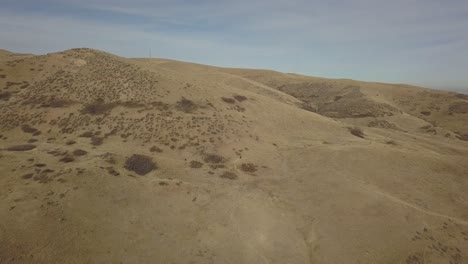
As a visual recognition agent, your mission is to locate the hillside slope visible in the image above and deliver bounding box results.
[1,49,468,264]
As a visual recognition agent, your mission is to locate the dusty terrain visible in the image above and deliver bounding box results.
[1,48,467,264]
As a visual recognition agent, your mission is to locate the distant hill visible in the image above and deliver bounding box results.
[1,48,467,264]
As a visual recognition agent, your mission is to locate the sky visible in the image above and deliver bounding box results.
[1,0,468,92]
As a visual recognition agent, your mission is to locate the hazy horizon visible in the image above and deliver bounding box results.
[1,0,467,92]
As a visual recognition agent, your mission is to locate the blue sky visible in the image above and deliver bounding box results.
[1,0,468,92]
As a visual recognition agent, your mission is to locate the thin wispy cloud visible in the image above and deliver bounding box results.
[1,0,467,91]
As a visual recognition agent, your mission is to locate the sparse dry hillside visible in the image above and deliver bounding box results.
[1,49,468,264]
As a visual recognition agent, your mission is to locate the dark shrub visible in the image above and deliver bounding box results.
[91,136,104,146]
[59,156,75,163]
[203,154,225,164]
[79,131,93,138]
[0,92,11,101]
[73,149,88,156]
[420,111,431,116]
[21,124,40,134]
[65,140,76,145]
[240,163,257,173]
[176,97,197,113]
[220,171,238,180]
[221,97,236,104]
[6,144,36,151]
[81,99,117,115]
[348,127,365,138]
[149,146,163,153]
[448,102,468,114]
[124,154,157,175]
[189,161,203,168]
[233,95,247,102]
[21,173,33,179]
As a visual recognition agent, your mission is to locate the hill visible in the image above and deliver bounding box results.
[1,48,467,264]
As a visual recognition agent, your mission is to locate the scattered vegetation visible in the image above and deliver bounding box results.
[448,102,468,114]
[124,154,157,175]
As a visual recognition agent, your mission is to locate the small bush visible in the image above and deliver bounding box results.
[149,146,163,153]
[176,97,197,113]
[81,99,117,115]
[240,163,257,173]
[21,173,33,179]
[385,140,397,145]
[124,154,157,175]
[220,171,238,180]
[41,98,74,108]
[21,125,40,134]
[65,140,76,145]
[79,131,93,138]
[420,111,431,116]
[106,167,120,176]
[59,156,75,163]
[0,92,11,101]
[221,97,236,104]
[91,136,104,146]
[189,161,203,168]
[6,144,36,151]
[203,154,225,164]
[73,149,88,156]
[348,127,365,138]
[233,95,247,102]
